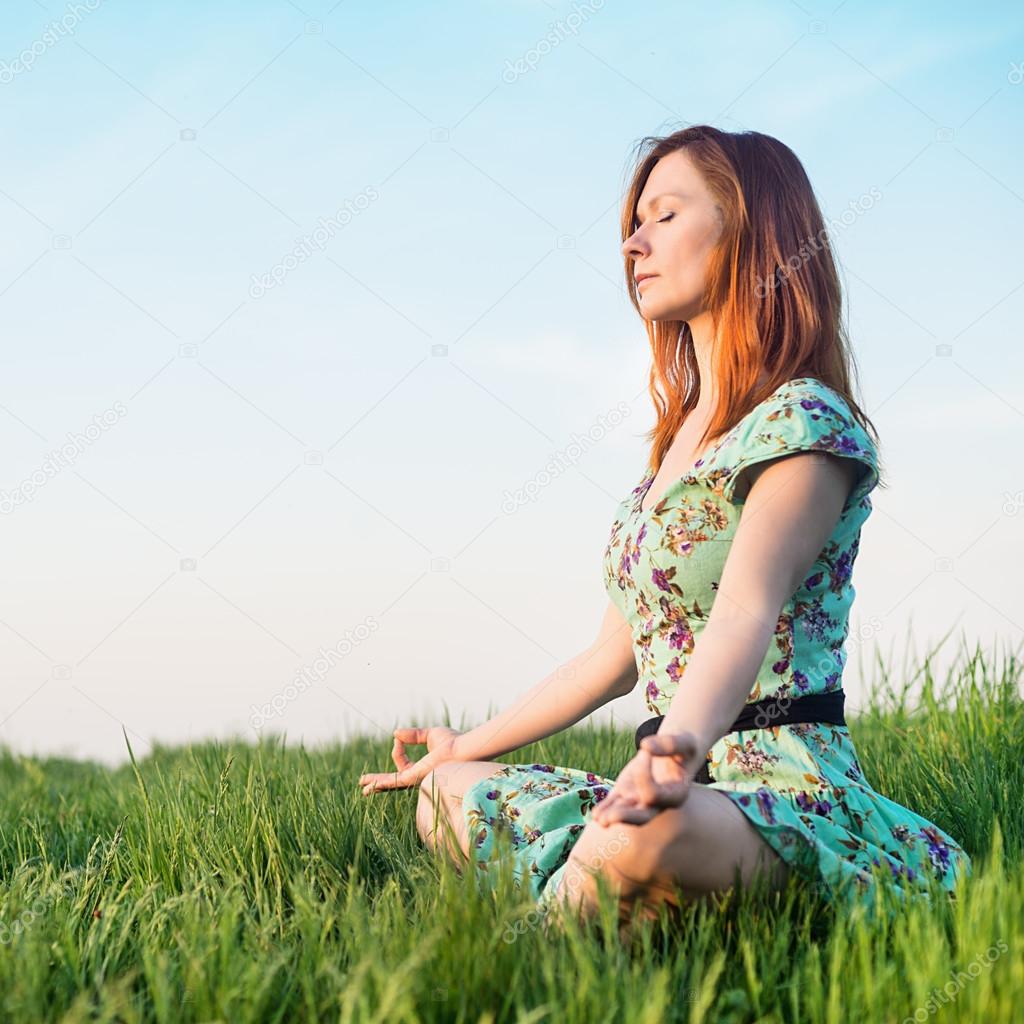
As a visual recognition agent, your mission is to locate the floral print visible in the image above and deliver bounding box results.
[462,378,971,910]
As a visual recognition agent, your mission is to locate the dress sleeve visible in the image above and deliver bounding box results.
[720,381,880,511]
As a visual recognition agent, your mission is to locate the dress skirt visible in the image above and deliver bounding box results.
[461,722,971,915]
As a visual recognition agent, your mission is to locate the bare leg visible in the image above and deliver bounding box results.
[416,760,509,867]
[547,785,791,933]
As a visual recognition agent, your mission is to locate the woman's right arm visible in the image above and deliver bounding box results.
[451,599,638,762]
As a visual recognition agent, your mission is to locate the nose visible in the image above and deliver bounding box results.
[621,226,648,262]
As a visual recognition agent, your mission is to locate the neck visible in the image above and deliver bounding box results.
[687,311,719,416]
[686,312,770,416]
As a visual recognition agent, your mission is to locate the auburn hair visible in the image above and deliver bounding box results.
[621,124,884,492]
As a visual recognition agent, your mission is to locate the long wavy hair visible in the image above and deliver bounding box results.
[621,124,884,492]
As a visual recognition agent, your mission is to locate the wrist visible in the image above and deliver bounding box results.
[450,732,473,761]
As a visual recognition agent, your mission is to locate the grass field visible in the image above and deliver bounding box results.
[1,637,1021,1023]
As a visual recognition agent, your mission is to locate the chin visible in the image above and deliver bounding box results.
[642,302,686,322]
[641,291,699,321]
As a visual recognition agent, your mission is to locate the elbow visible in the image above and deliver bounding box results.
[610,665,639,699]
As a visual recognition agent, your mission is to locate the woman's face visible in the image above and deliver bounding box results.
[621,149,724,322]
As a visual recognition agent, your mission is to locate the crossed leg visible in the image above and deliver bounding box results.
[415,761,793,934]
[547,783,792,929]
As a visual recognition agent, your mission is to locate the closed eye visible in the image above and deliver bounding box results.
[629,212,675,232]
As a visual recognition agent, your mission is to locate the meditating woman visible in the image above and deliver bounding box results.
[358,125,972,928]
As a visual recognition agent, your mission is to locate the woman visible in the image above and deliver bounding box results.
[358,125,972,928]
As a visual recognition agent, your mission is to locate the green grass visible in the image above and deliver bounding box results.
[1,635,1021,1023]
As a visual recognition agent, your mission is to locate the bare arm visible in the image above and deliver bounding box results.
[658,451,860,750]
[452,599,638,761]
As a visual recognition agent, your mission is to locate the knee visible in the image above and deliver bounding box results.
[416,776,445,848]
[634,806,696,884]
[598,823,659,890]
[569,809,692,892]
[419,765,452,804]
[548,823,647,923]
[419,771,437,801]
[417,766,462,845]
[563,821,648,899]
[419,761,461,800]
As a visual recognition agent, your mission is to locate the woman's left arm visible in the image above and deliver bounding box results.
[592,451,860,826]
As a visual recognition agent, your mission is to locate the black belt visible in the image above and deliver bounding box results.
[633,690,846,785]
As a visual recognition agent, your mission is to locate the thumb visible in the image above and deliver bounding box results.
[641,732,698,759]
[393,727,427,744]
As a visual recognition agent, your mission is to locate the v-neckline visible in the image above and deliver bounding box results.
[633,377,818,518]
[636,441,720,517]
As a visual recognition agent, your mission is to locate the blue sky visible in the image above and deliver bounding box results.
[1,0,1022,763]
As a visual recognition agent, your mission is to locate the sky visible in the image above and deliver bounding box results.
[1,0,1022,765]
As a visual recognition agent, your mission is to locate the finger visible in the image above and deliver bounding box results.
[359,767,408,786]
[360,770,408,793]
[608,802,660,825]
[600,766,649,813]
[641,732,699,760]
[393,727,427,745]
[390,728,424,772]
[632,748,659,806]
[592,790,636,824]
[593,789,628,823]
[610,772,643,803]
[591,792,619,823]
[360,774,386,794]
[594,800,659,827]
[391,737,413,772]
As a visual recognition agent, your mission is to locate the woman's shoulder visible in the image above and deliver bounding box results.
[764,375,857,413]
[716,376,879,507]
[752,377,873,446]
[706,377,867,456]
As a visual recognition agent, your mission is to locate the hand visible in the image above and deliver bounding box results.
[358,726,463,795]
[590,730,705,827]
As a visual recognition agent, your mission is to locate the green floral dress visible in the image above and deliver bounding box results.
[462,377,971,912]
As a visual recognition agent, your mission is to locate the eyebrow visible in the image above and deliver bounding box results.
[635,191,684,221]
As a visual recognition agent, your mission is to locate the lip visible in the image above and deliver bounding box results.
[635,274,658,288]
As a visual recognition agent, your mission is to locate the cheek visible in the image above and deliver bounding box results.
[661,228,713,288]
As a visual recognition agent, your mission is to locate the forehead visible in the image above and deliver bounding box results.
[636,150,702,212]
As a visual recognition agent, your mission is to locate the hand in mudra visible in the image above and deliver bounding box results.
[359,726,462,795]
[590,730,704,827]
